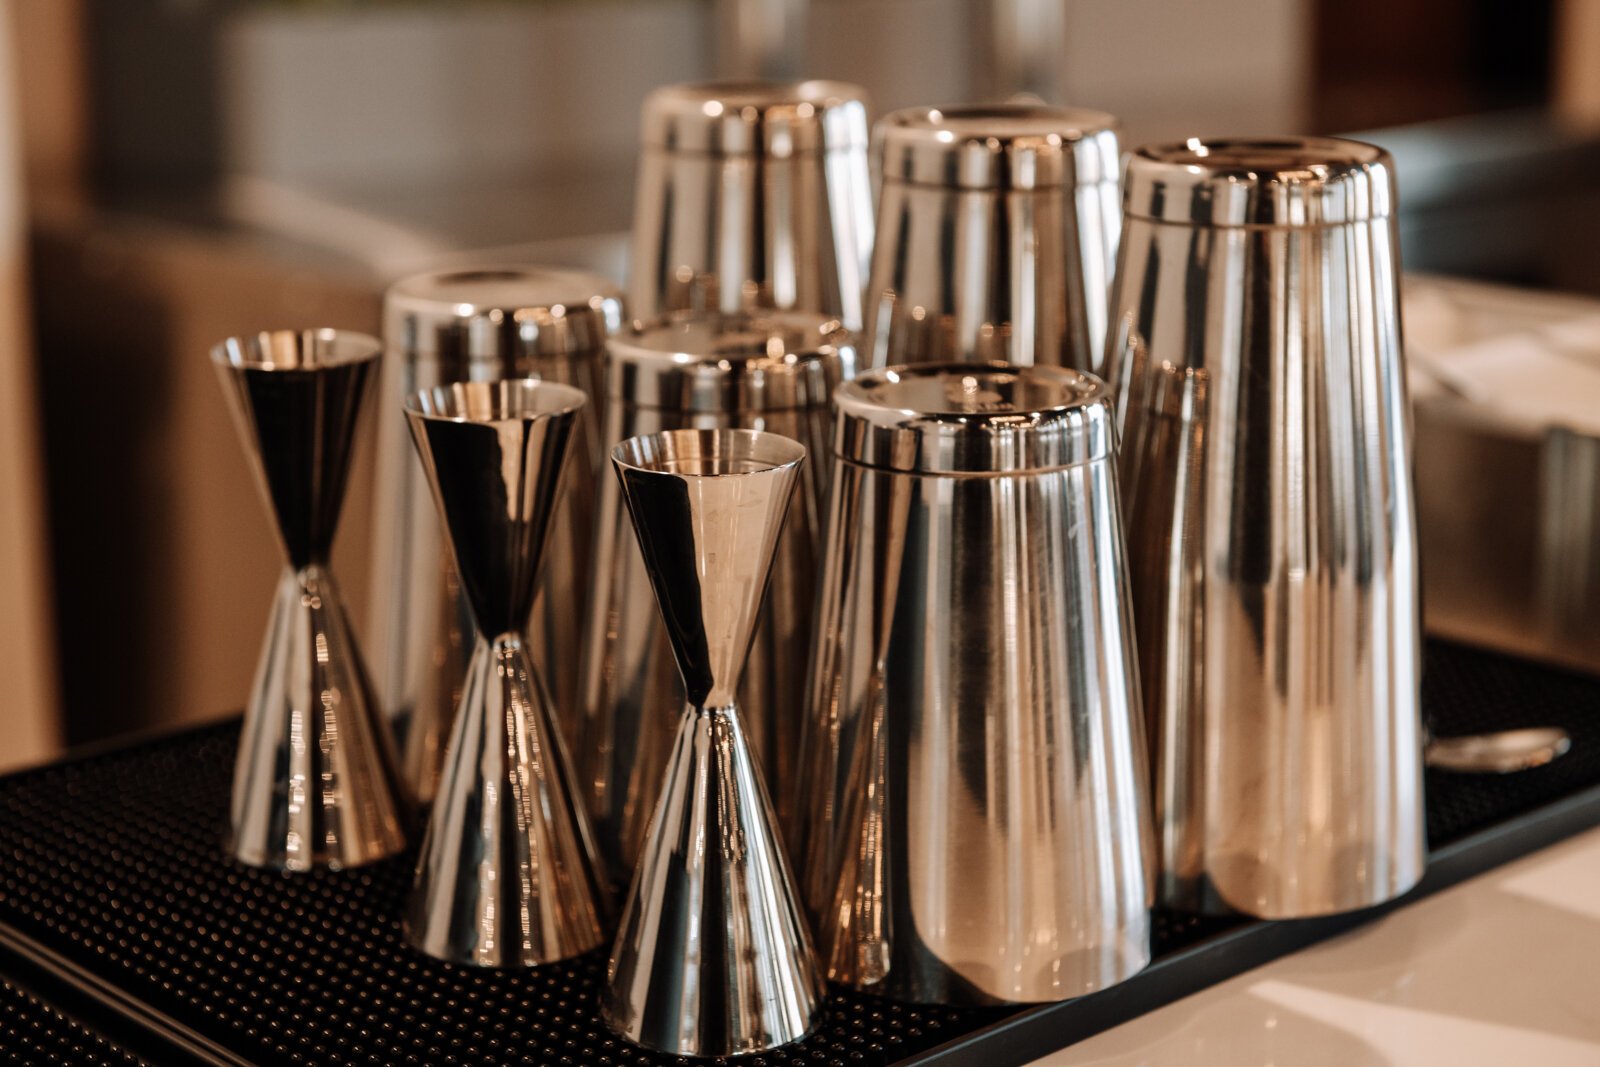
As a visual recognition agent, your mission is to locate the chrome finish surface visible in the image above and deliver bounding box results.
[579,312,851,881]
[1426,727,1573,774]
[212,330,409,871]
[863,104,1120,372]
[371,267,624,805]
[602,428,820,1057]
[1109,136,1426,919]
[800,363,1153,1005]
[402,380,608,967]
[629,80,873,328]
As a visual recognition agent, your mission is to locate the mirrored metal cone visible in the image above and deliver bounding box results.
[405,635,608,965]
[212,330,410,870]
[230,565,410,869]
[604,429,821,1056]
[212,331,374,571]
[403,380,608,965]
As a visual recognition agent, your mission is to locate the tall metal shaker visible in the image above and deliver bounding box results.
[369,267,625,804]
[1107,137,1426,918]
[800,363,1153,1005]
[579,311,853,880]
[629,80,874,329]
[863,105,1121,372]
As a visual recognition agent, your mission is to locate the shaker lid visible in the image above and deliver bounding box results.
[836,363,1114,473]
[878,104,1120,191]
[641,80,870,157]
[609,311,856,412]
[384,265,625,365]
[1123,136,1396,227]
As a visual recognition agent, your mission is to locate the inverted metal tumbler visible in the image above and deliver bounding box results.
[212,330,410,870]
[863,105,1121,372]
[370,267,624,805]
[1108,137,1426,919]
[629,80,873,329]
[579,311,853,880]
[602,428,821,1056]
[800,363,1153,1005]
[403,380,608,966]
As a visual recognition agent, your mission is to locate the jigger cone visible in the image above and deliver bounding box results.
[212,329,410,871]
[603,428,821,1057]
[403,380,608,966]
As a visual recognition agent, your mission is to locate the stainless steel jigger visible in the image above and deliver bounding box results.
[212,330,410,870]
[402,380,608,966]
[602,428,821,1057]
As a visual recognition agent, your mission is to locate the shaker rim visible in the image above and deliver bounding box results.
[834,362,1116,474]
[878,103,1120,190]
[1123,135,1396,227]
[607,310,856,413]
[384,264,625,362]
[641,79,871,157]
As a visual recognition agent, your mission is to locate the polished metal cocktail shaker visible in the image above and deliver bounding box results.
[368,267,624,804]
[629,80,873,329]
[579,311,853,880]
[1108,137,1426,919]
[800,363,1153,1005]
[863,105,1121,372]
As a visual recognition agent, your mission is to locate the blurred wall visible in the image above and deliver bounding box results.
[0,0,62,769]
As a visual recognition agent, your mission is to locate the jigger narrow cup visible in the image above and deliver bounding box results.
[211,329,410,871]
[602,428,822,1057]
[402,379,608,967]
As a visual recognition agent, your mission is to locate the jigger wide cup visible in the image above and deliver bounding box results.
[211,329,410,871]
[602,427,821,1057]
[402,379,608,967]
[863,104,1121,373]
[629,79,874,329]
[799,363,1154,1006]
[578,311,854,883]
[1106,136,1426,919]
[369,267,624,807]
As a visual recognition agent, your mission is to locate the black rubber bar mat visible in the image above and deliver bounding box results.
[0,639,1598,1066]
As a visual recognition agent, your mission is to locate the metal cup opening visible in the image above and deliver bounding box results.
[210,328,380,372]
[612,428,805,478]
[404,379,586,423]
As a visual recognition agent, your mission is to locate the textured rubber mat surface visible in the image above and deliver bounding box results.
[0,976,148,1066]
[0,640,1595,1065]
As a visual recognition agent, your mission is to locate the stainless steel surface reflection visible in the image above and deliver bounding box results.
[1108,137,1426,919]
[212,330,410,871]
[371,267,624,806]
[578,311,852,881]
[800,363,1153,1005]
[603,428,820,1057]
[863,105,1121,372]
[629,80,873,328]
[402,380,608,967]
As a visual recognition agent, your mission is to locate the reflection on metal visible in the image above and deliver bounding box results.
[629,80,873,329]
[402,380,608,967]
[863,104,1121,374]
[371,267,624,805]
[1109,137,1427,919]
[1426,727,1573,774]
[212,329,410,871]
[578,311,852,882]
[801,363,1153,1005]
[602,428,820,1057]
